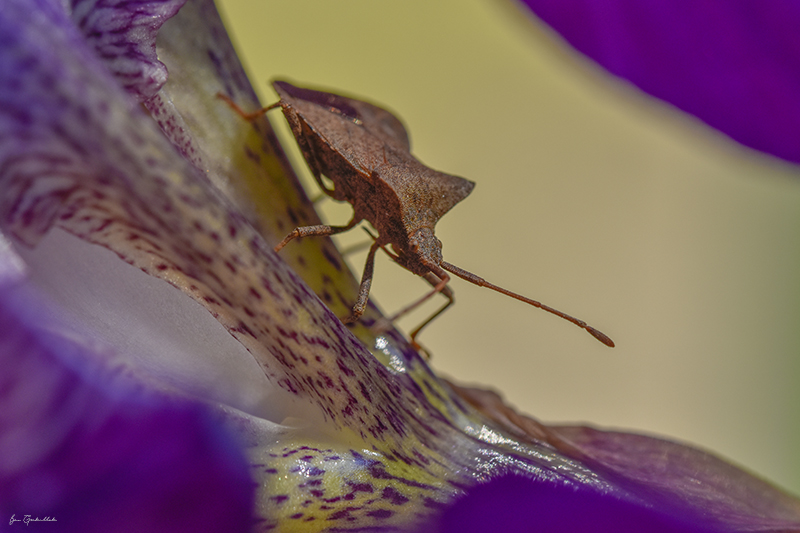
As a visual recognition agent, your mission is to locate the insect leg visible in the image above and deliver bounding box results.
[216,93,281,120]
[342,240,381,324]
[408,273,454,348]
[274,217,359,252]
[382,268,451,337]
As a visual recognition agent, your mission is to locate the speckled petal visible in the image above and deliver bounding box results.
[517,0,800,164]
[146,0,374,335]
[0,282,253,532]
[69,0,187,100]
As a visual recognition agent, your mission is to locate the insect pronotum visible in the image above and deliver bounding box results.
[219,80,614,349]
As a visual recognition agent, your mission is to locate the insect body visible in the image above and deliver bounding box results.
[220,80,614,348]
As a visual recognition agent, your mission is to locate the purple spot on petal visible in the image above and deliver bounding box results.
[382,487,410,506]
[307,466,325,477]
[271,495,289,505]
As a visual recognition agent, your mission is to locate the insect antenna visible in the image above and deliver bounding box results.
[440,261,614,347]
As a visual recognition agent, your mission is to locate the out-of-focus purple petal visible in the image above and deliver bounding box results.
[0,284,254,532]
[431,474,722,533]
[518,0,800,165]
[69,0,187,100]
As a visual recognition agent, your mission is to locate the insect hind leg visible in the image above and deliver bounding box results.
[408,273,454,349]
[373,268,452,354]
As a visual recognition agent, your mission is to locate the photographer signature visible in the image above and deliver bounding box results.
[9,514,57,526]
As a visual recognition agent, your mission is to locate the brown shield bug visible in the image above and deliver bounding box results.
[219,80,614,349]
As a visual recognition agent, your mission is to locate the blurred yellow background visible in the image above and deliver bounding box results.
[215,0,800,495]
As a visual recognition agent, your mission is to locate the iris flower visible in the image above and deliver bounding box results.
[1,0,799,531]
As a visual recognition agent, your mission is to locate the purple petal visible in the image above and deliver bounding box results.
[518,0,800,164]
[432,474,722,533]
[0,284,253,532]
[70,0,187,100]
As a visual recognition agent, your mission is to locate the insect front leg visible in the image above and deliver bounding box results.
[274,217,359,252]
[342,240,381,324]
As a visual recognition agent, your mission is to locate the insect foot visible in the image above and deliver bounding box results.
[219,80,614,349]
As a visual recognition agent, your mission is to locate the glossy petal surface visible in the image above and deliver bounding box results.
[451,382,800,532]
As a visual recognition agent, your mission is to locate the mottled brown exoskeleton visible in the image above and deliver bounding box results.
[219,80,614,348]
